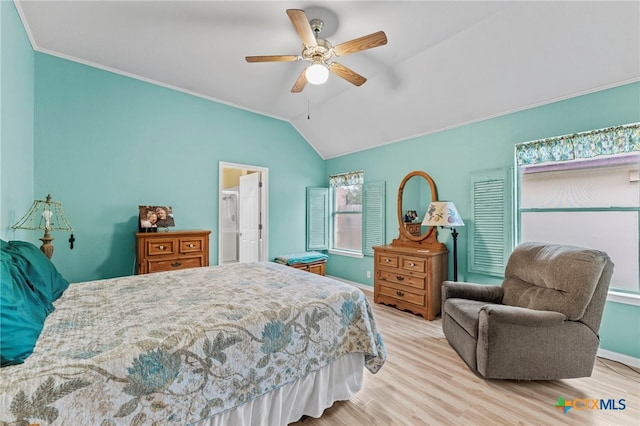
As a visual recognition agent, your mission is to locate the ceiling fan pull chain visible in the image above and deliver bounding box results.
[308,99,311,120]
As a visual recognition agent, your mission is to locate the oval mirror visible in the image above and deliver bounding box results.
[397,171,438,243]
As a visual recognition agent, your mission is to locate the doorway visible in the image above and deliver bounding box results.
[218,161,268,264]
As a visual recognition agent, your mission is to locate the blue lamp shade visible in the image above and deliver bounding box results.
[422,201,465,228]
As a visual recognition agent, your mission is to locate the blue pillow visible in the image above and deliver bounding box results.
[0,240,69,367]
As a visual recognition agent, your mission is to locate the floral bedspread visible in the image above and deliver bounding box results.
[0,262,385,425]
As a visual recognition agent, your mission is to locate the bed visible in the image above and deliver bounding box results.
[0,240,386,425]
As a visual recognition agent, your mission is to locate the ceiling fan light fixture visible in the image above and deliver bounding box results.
[305,63,329,85]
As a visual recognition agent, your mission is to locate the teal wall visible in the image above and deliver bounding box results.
[3,1,638,359]
[1,1,34,241]
[326,82,640,358]
[32,54,325,283]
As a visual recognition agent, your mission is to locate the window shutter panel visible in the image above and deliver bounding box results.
[362,181,385,256]
[306,187,329,251]
[468,169,512,277]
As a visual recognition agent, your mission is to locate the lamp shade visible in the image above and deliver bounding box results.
[305,63,329,85]
[11,194,73,232]
[422,201,465,227]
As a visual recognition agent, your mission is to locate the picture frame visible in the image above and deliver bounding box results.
[404,210,418,223]
[139,205,175,231]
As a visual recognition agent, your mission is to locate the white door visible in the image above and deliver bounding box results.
[239,172,260,262]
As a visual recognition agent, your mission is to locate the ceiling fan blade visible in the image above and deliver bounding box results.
[245,55,298,63]
[333,31,388,57]
[286,9,317,47]
[329,63,367,86]
[291,68,308,93]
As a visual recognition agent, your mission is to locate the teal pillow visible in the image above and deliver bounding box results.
[4,240,69,308]
[0,240,70,367]
[0,249,49,367]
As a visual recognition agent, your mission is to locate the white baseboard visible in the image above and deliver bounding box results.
[328,275,640,369]
[597,348,640,368]
[327,275,373,295]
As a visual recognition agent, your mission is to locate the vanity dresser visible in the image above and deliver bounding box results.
[373,171,448,320]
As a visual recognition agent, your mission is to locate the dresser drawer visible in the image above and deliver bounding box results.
[180,238,204,253]
[378,270,426,290]
[147,256,204,273]
[291,260,326,276]
[378,284,425,307]
[147,239,177,256]
[401,256,426,273]
[377,253,399,268]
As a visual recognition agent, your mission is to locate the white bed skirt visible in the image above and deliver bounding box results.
[199,353,365,426]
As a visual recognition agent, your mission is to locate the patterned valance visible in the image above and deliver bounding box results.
[515,123,640,166]
[330,170,363,187]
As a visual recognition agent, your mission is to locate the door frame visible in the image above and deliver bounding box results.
[218,161,269,264]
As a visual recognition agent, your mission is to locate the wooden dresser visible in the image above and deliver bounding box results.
[290,260,326,276]
[136,230,211,274]
[403,222,422,236]
[373,245,447,320]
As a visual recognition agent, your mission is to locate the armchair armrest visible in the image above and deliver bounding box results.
[480,304,568,327]
[442,281,503,304]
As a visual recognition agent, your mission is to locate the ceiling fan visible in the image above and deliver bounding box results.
[245,9,388,93]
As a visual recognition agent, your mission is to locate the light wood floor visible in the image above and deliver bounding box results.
[293,292,640,426]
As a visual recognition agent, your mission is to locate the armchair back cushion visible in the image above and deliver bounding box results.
[501,242,608,321]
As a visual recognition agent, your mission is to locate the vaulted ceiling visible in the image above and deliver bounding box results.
[15,1,640,158]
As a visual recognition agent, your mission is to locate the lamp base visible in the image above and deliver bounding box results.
[40,229,54,259]
[452,227,459,281]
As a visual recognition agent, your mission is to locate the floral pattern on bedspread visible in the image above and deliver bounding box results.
[0,262,385,425]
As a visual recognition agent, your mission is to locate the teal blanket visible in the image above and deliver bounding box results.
[274,251,328,265]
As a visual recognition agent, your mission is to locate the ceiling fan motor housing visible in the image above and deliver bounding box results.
[303,38,333,64]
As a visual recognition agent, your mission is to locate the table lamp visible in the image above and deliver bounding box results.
[11,194,74,259]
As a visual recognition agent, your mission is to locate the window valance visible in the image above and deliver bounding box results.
[329,171,364,187]
[515,123,640,166]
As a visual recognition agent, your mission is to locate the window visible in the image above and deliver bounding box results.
[306,172,385,257]
[330,171,363,255]
[515,123,640,294]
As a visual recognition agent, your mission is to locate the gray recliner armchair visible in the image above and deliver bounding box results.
[442,242,614,380]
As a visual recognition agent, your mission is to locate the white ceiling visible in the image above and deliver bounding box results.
[15,1,640,159]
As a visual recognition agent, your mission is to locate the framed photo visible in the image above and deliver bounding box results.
[139,205,175,231]
[404,210,418,222]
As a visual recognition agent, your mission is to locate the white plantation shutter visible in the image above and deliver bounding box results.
[468,169,512,277]
[362,181,385,256]
[306,187,329,250]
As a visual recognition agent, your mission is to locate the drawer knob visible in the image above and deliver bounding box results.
[171,261,182,267]
[159,245,165,250]
[188,243,195,248]
[409,262,415,267]
[385,258,391,263]
[396,275,405,281]
[396,291,405,297]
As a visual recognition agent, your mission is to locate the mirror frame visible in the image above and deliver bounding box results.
[391,171,446,250]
